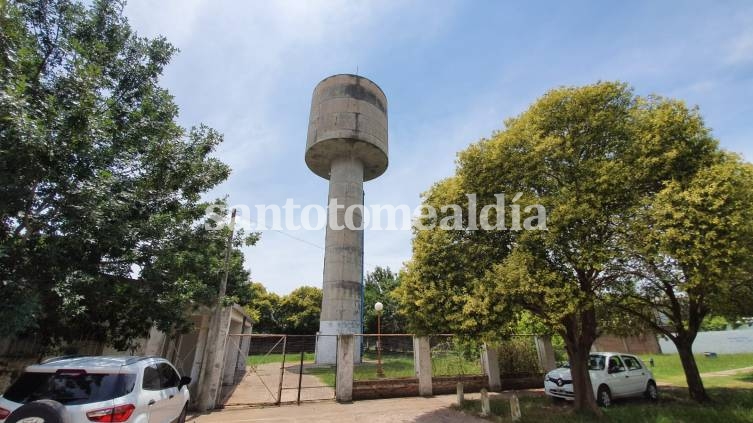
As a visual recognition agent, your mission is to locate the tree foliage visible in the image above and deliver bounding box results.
[244,284,322,335]
[609,155,753,401]
[0,0,255,350]
[278,286,322,335]
[363,266,407,334]
[396,82,738,413]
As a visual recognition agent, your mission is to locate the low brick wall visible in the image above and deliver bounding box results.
[431,375,488,395]
[352,374,543,401]
[353,376,490,400]
[500,374,544,390]
[353,377,420,400]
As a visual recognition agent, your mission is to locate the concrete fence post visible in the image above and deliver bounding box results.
[510,393,521,421]
[336,335,354,403]
[481,344,501,391]
[534,335,557,372]
[413,336,433,396]
[480,388,490,417]
[456,382,464,406]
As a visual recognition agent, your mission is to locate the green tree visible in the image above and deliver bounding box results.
[279,286,322,334]
[363,266,407,334]
[244,284,323,335]
[700,316,730,332]
[244,282,283,333]
[398,82,721,414]
[0,0,253,349]
[609,156,753,402]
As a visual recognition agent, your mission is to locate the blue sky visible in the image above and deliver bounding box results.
[124,0,753,294]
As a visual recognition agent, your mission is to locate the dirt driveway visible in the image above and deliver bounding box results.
[222,362,335,406]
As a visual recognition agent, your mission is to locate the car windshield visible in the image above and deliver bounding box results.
[2,371,136,405]
[588,354,606,371]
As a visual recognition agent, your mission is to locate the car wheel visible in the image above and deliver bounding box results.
[597,385,612,408]
[644,381,658,401]
[6,399,66,423]
[177,403,188,423]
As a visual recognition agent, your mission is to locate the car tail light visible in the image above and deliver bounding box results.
[0,407,10,419]
[86,404,135,422]
[56,369,87,376]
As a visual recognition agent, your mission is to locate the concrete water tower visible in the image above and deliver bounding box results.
[305,74,388,364]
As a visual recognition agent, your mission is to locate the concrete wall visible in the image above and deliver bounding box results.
[658,329,753,354]
[222,319,244,385]
[0,337,106,392]
[0,357,38,393]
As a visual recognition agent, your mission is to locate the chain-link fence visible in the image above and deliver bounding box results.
[223,334,337,406]
[429,335,484,377]
[496,335,543,377]
[221,333,555,404]
[356,334,415,380]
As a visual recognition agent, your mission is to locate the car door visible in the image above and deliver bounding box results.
[142,363,172,423]
[606,355,630,397]
[158,362,184,421]
[621,355,648,394]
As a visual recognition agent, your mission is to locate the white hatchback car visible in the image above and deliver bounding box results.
[544,352,658,407]
[0,356,190,423]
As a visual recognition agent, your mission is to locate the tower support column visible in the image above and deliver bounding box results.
[316,156,363,364]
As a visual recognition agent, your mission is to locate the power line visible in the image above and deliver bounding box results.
[262,228,384,270]
[266,228,324,250]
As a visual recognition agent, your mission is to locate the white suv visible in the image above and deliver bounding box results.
[544,352,658,407]
[0,356,190,423]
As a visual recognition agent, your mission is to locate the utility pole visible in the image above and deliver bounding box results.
[197,209,237,411]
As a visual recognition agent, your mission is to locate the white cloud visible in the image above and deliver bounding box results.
[121,1,752,296]
[124,1,460,293]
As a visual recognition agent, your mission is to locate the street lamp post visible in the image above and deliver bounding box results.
[374,302,385,378]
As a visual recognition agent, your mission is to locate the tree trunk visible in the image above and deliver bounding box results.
[569,346,601,415]
[675,339,710,402]
[561,311,602,416]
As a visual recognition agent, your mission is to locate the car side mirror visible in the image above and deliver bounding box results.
[179,376,192,388]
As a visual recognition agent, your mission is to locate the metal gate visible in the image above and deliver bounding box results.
[223,334,337,406]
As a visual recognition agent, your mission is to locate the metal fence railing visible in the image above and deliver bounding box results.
[355,334,415,381]
[496,335,545,377]
[226,334,337,406]
[430,335,484,377]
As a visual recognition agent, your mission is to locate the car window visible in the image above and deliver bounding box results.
[608,356,625,373]
[3,371,136,405]
[621,356,642,371]
[158,363,180,389]
[588,354,606,371]
[142,364,161,390]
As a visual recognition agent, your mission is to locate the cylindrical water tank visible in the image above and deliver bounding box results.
[305,74,388,181]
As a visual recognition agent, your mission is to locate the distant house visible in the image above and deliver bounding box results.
[591,333,661,355]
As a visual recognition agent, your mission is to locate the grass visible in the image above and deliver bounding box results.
[246,352,316,366]
[306,351,480,386]
[459,387,753,422]
[432,351,483,376]
[456,353,753,422]
[638,353,753,386]
[247,350,482,387]
[303,353,418,387]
